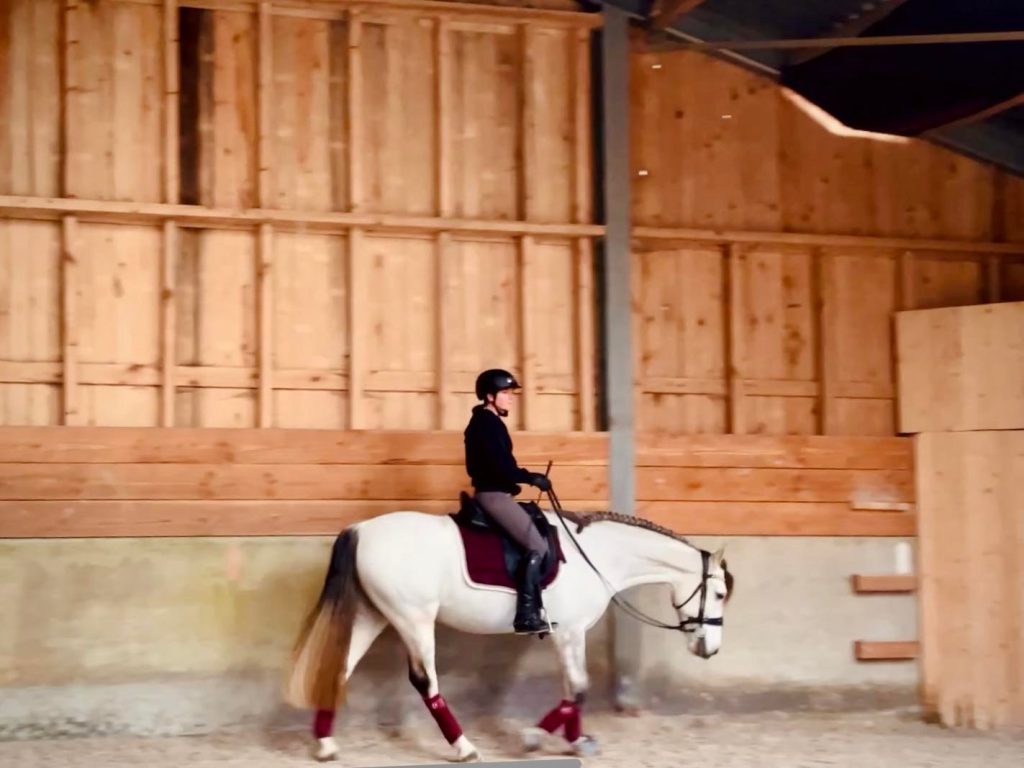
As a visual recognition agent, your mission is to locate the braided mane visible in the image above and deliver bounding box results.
[554,507,695,547]
[554,507,735,600]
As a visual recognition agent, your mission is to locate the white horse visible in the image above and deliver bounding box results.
[284,493,734,762]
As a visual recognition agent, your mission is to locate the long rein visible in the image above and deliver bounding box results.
[542,484,721,634]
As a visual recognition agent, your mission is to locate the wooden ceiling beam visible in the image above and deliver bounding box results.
[787,0,912,66]
[664,29,1024,52]
[648,0,708,32]
[930,91,1024,131]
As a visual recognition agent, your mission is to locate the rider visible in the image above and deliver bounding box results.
[464,368,554,635]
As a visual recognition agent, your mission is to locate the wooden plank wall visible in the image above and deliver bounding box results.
[896,300,1022,724]
[896,302,1024,433]
[4,6,1024,439]
[916,430,1024,729]
[0,0,599,432]
[631,49,1024,437]
[0,426,915,538]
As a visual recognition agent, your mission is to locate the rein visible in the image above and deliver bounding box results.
[544,485,722,634]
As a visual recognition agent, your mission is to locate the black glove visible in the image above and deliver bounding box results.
[528,472,552,492]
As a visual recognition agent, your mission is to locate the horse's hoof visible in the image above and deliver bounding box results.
[571,735,600,757]
[313,737,339,762]
[521,726,546,752]
[451,736,480,763]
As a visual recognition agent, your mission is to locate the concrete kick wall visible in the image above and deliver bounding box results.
[627,536,918,709]
[0,535,918,740]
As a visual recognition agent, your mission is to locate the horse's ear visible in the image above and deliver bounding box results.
[712,546,725,566]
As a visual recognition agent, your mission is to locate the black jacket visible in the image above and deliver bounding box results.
[463,405,533,495]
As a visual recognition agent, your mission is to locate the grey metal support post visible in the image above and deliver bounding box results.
[600,3,642,712]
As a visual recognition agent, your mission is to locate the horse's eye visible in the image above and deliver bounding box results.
[715,592,726,600]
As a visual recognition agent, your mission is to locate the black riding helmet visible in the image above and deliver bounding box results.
[475,368,521,415]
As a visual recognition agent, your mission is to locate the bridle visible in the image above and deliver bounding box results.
[672,549,723,636]
[544,485,724,635]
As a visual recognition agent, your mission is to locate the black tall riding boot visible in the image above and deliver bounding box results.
[514,551,555,635]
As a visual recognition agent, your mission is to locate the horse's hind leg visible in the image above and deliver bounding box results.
[397,617,479,763]
[313,602,388,761]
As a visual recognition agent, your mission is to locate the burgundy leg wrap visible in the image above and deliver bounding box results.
[424,693,463,744]
[538,699,574,733]
[313,709,335,739]
[564,704,582,743]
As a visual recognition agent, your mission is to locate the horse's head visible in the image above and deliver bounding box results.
[670,546,733,659]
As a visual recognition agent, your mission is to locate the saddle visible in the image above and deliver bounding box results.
[449,491,565,591]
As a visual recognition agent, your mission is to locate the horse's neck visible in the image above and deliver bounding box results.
[581,521,702,591]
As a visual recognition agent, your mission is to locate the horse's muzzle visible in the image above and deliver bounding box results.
[695,636,718,659]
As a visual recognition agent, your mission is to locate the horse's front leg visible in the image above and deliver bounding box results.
[522,628,599,757]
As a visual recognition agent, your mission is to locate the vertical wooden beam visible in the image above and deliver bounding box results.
[436,18,452,219]
[61,216,80,425]
[161,221,178,427]
[62,0,81,198]
[519,234,537,430]
[161,1,180,427]
[519,24,535,222]
[575,238,596,431]
[347,226,365,428]
[257,223,274,427]
[348,11,364,212]
[898,250,916,310]
[572,27,592,225]
[725,243,745,434]
[572,27,594,431]
[631,248,643,428]
[986,256,1002,303]
[163,0,180,204]
[435,232,451,429]
[815,249,839,434]
[433,18,452,429]
[257,0,273,206]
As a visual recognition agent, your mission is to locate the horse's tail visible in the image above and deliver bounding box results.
[284,526,366,711]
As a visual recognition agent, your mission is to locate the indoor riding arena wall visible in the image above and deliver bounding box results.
[1,0,1023,742]
[0,427,916,737]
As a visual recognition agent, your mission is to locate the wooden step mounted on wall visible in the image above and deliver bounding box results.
[850,574,916,593]
[850,572,917,662]
[854,641,920,661]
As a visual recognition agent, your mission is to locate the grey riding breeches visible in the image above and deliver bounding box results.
[474,491,549,556]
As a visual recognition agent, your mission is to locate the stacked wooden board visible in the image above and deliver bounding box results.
[0,427,913,539]
[896,301,1024,730]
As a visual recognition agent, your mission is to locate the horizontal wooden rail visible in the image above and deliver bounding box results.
[633,226,1024,256]
[0,463,912,503]
[0,427,914,468]
[116,0,602,27]
[854,640,919,661]
[0,364,898,403]
[0,196,604,239]
[641,376,894,400]
[9,197,1023,255]
[0,362,582,396]
[0,499,915,538]
[0,427,916,538]
[851,574,917,593]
